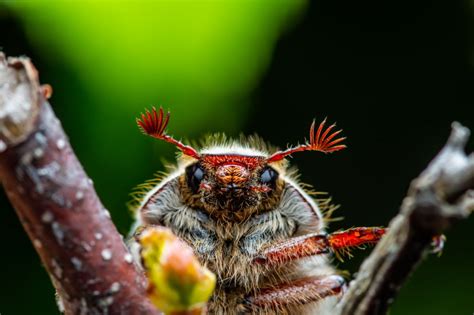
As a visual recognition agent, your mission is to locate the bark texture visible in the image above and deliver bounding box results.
[0,54,160,314]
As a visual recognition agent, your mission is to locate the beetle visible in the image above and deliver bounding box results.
[129,107,391,314]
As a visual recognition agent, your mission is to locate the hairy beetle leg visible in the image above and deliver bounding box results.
[253,227,386,265]
[242,275,346,311]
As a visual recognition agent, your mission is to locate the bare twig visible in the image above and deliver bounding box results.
[0,53,160,315]
[336,122,474,315]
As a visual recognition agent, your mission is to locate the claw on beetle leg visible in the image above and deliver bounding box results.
[430,235,446,255]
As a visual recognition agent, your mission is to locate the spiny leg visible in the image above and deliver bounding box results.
[253,227,386,265]
[328,227,386,259]
[242,275,345,311]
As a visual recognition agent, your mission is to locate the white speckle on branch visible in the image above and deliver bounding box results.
[71,257,82,271]
[56,138,66,150]
[41,211,54,223]
[52,222,65,245]
[33,239,42,249]
[75,190,84,201]
[35,132,47,145]
[124,253,133,264]
[33,147,44,159]
[110,282,121,293]
[102,208,111,218]
[50,191,66,208]
[37,161,60,177]
[101,249,113,261]
[56,294,65,313]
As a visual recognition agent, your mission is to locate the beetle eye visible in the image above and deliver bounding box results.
[186,163,205,193]
[260,167,278,186]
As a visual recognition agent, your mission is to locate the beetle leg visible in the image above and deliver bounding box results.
[431,234,446,255]
[253,227,386,265]
[242,275,345,312]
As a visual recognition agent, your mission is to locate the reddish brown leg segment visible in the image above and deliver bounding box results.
[254,233,329,265]
[254,227,386,265]
[328,227,386,250]
[243,275,345,311]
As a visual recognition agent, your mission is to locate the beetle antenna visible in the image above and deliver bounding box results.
[267,118,346,163]
[136,107,200,159]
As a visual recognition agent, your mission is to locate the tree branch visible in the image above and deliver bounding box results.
[0,53,160,314]
[336,122,474,315]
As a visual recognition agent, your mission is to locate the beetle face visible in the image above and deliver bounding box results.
[182,154,281,219]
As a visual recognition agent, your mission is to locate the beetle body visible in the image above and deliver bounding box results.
[134,145,338,314]
[130,108,381,314]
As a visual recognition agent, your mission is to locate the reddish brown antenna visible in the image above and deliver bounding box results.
[137,107,200,159]
[267,118,346,163]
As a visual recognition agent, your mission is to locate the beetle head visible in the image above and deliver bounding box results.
[137,107,346,221]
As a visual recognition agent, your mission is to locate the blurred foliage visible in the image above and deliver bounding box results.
[0,1,306,313]
[3,0,306,232]
[140,227,216,314]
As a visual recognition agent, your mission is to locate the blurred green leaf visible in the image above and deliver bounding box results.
[4,0,306,232]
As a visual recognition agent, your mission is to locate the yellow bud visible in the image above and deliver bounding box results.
[139,227,216,314]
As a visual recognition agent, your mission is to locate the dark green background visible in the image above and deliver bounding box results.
[1,1,473,314]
